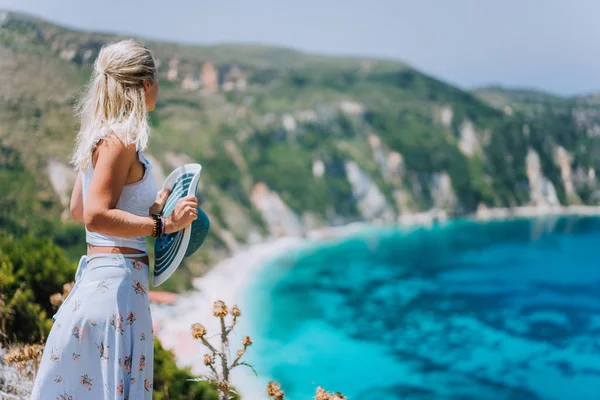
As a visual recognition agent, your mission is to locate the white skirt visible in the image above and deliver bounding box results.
[32,253,154,399]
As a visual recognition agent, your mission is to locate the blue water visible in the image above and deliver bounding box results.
[244,217,600,400]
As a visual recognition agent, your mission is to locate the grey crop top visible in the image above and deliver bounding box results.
[81,149,157,251]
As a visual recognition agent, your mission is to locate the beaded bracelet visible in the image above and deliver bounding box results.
[151,214,161,238]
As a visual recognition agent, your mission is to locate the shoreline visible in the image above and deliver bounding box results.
[150,205,600,397]
[472,204,600,221]
[397,204,600,226]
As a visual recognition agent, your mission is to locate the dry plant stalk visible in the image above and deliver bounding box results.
[191,300,254,400]
[191,301,346,400]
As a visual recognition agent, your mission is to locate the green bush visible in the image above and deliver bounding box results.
[0,235,76,343]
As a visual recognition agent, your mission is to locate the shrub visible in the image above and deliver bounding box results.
[0,235,76,343]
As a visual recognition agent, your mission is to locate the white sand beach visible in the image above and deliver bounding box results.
[473,204,600,221]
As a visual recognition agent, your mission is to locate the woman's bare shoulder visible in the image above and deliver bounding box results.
[93,134,137,166]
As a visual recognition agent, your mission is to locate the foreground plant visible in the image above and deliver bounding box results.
[191,301,254,400]
[1,343,44,398]
[0,284,27,345]
[266,382,346,400]
[2,344,43,378]
[49,282,74,309]
[267,381,285,399]
[313,386,346,400]
[191,301,345,400]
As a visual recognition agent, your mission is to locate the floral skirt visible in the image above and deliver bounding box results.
[32,253,154,399]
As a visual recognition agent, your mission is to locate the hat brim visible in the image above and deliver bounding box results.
[152,163,205,287]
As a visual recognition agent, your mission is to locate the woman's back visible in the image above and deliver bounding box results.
[81,147,157,251]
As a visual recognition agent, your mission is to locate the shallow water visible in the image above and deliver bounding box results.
[244,217,600,400]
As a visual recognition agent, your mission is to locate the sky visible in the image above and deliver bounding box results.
[1,0,598,96]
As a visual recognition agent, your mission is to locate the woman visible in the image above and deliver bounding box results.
[32,40,198,399]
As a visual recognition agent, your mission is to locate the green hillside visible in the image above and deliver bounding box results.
[3,11,600,289]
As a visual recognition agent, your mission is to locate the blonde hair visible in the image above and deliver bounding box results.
[72,39,157,171]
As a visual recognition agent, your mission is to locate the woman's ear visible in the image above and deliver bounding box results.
[142,80,151,93]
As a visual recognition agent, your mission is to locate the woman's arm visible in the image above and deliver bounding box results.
[84,137,198,237]
[70,173,84,222]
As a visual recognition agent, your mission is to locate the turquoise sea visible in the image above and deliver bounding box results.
[245,217,600,400]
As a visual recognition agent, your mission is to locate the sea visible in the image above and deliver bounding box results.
[243,216,600,400]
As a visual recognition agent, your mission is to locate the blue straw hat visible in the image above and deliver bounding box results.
[152,163,210,286]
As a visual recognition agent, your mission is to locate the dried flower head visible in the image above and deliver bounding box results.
[203,354,214,366]
[191,323,207,339]
[218,381,230,393]
[213,300,228,318]
[330,393,347,400]
[3,344,43,364]
[49,293,63,307]
[242,336,253,347]
[237,349,245,357]
[315,387,330,400]
[3,344,44,377]
[232,305,241,317]
[63,282,74,296]
[267,381,285,400]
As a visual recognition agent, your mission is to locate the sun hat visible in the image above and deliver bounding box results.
[152,163,210,286]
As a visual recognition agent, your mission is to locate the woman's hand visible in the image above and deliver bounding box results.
[164,195,198,234]
[149,188,171,216]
